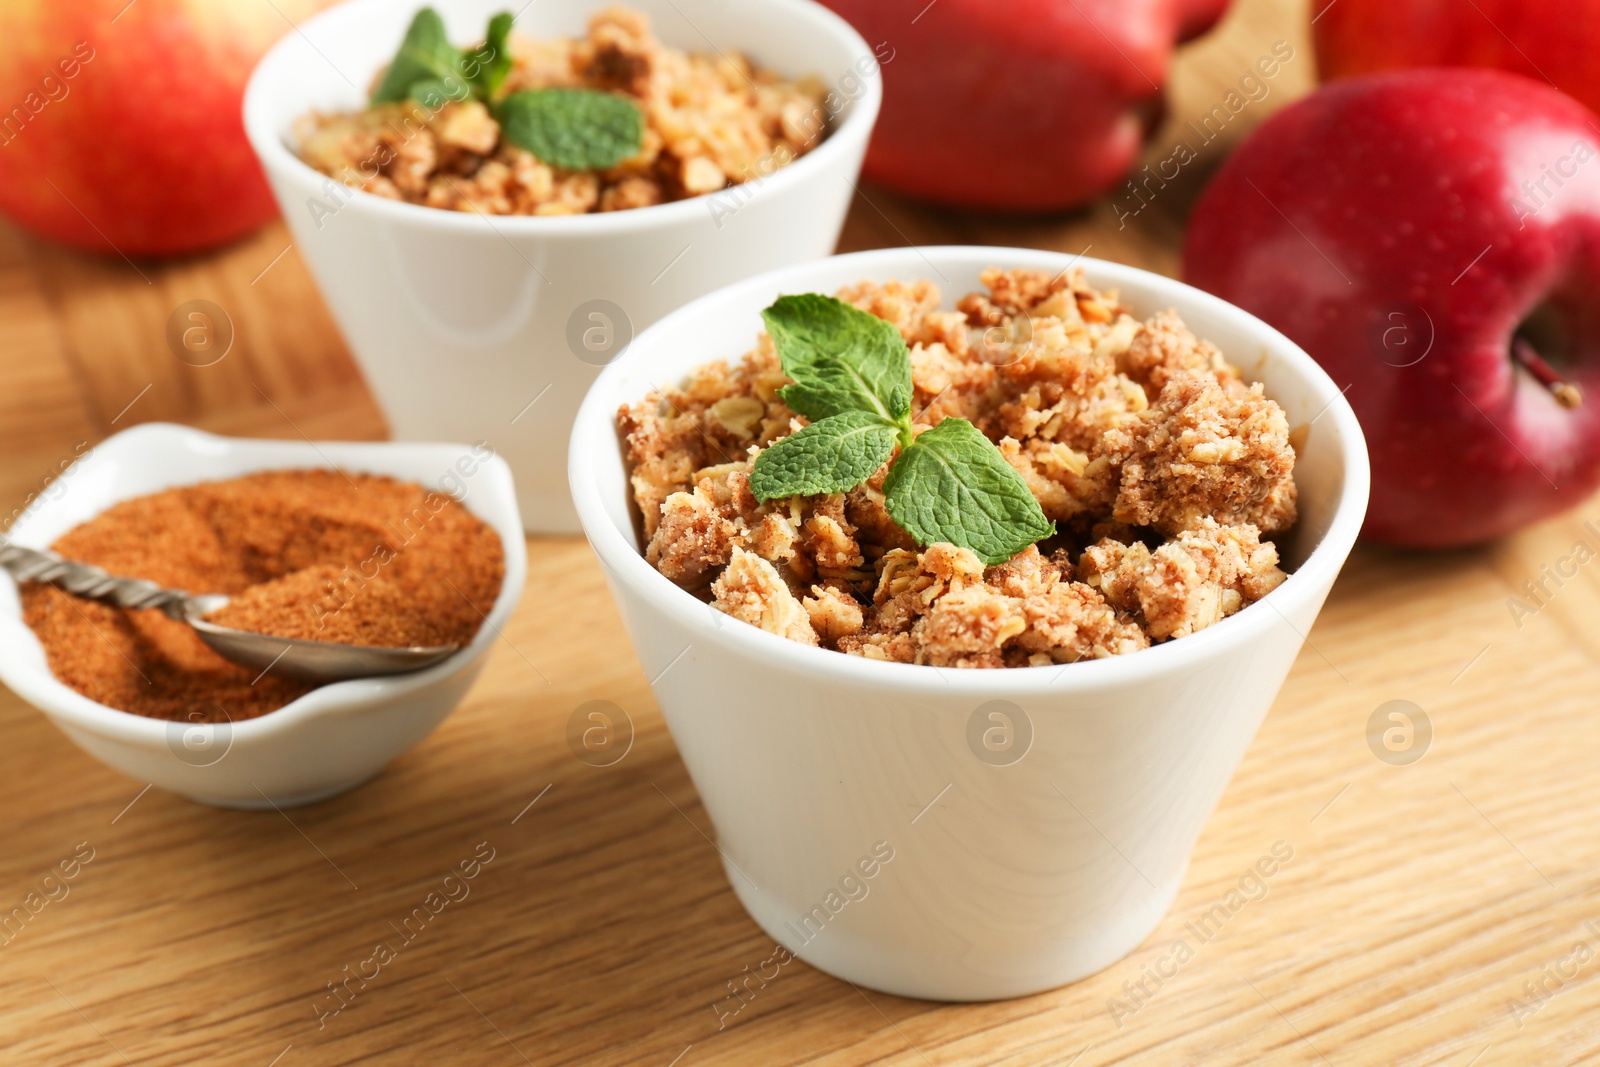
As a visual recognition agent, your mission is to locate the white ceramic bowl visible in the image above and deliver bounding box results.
[243,0,881,534]
[571,246,1370,1000]
[0,423,527,809]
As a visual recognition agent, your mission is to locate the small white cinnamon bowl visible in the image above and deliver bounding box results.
[570,246,1370,1000]
[0,423,526,809]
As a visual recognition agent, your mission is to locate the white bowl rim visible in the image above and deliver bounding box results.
[0,422,528,745]
[242,0,884,238]
[570,245,1372,697]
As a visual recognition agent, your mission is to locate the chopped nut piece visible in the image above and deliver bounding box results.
[804,584,865,644]
[713,548,818,646]
[599,175,664,211]
[1119,310,1241,394]
[584,5,658,95]
[708,396,766,439]
[434,101,501,154]
[679,155,727,194]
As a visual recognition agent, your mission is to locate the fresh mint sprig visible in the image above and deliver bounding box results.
[881,418,1057,566]
[495,87,645,171]
[749,294,1055,566]
[372,8,645,171]
[371,8,466,105]
[762,293,911,421]
[748,409,904,501]
[464,11,514,99]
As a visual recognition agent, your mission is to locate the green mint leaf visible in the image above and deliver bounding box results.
[748,411,901,502]
[372,8,469,105]
[496,88,644,170]
[748,294,1051,564]
[407,76,471,110]
[464,12,514,99]
[882,418,1055,566]
[761,294,912,423]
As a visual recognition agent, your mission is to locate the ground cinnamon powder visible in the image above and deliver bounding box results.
[20,470,505,722]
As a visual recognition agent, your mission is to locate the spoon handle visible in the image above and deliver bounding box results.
[0,542,193,617]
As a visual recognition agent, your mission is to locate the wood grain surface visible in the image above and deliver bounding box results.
[3,0,1598,1063]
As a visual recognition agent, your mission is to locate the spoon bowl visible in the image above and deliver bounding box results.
[0,543,459,685]
[186,610,459,684]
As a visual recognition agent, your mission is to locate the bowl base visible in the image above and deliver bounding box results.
[722,854,1186,1002]
[182,770,383,810]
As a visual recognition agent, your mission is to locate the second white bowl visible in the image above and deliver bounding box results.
[243,0,882,534]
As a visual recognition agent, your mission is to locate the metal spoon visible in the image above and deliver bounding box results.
[1,543,459,684]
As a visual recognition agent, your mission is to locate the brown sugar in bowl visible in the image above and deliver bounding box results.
[22,469,507,723]
[0,424,527,809]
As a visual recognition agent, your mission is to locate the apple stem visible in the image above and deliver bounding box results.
[1513,337,1583,410]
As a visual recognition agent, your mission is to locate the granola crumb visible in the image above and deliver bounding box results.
[1110,371,1298,536]
[713,548,818,646]
[620,267,1300,668]
[296,6,829,217]
[1080,519,1287,640]
[804,584,865,644]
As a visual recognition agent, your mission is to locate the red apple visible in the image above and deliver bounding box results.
[816,0,1233,212]
[1314,0,1600,119]
[0,0,331,257]
[1184,69,1600,548]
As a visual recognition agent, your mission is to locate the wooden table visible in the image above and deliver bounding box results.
[3,1,1597,1063]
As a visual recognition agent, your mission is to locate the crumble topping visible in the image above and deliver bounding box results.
[618,268,1299,668]
[296,7,828,216]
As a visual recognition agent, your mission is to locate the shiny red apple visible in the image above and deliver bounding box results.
[1314,0,1600,119]
[0,0,331,257]
[1184,69,1600,548]
[817,0,1233,212]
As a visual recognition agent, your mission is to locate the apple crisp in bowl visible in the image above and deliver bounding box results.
[618,267,1300,668]
[570,246,1366,999]
[295,5,830,216]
